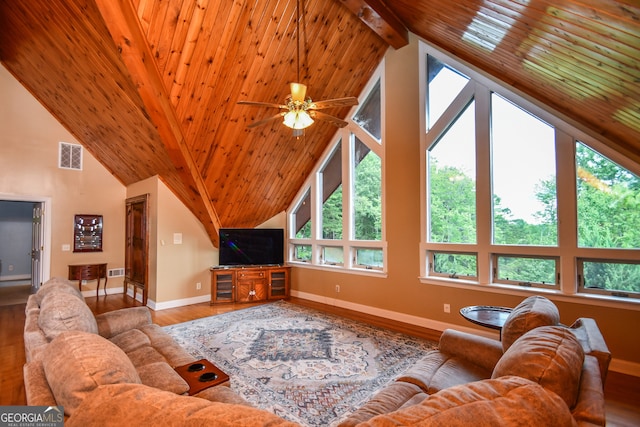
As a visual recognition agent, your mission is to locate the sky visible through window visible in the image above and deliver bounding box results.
[429,69,555,224]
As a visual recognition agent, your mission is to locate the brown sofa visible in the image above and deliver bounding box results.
[337,295,610,427]
[24,280,609,426]
[23,277,296,425]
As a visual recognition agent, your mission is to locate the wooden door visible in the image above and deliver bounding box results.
[125,194,149,304]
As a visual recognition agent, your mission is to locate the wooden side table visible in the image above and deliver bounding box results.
[68,263,108,297]
[460,305,512,338]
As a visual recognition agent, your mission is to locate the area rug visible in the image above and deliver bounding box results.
[163,300,437,426]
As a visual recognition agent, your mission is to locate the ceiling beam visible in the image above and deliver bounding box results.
[338,0,408,49]
[94,0,222,246]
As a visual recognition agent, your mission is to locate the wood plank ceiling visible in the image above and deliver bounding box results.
[1,0,638,247]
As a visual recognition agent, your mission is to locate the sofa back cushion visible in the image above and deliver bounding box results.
[501,295,559,351]
[38,290,98,341]
[41,330,141,416]
[355,376,576,427]
[35,277,84,306]
[492,325,584,409]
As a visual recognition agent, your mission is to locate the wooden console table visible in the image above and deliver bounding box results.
[68,263,108,297]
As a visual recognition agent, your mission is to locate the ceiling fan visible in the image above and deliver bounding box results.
[238,0,358,137]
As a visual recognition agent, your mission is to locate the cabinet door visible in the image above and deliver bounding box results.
[268,268,289,299]
[253,280,268,301]
[236,280,253,303]
[237,270,268,302]
[212,271,235,303]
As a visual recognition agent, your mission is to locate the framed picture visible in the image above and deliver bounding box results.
[73,214,103,252]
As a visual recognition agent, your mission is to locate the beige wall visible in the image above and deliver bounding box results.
[290,35,640,375]
[1,65,126,294]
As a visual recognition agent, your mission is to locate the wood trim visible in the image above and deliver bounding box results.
[94,0,221,246]
[339,0,409,49]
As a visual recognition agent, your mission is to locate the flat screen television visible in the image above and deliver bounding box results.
[219,228,284,266]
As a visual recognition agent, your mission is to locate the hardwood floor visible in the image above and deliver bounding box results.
[2,294,639,425]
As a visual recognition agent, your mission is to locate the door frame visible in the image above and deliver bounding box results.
[0,193,51,290]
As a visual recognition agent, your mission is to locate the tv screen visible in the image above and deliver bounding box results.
[219,228,284,266]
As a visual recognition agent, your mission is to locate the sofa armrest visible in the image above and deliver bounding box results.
[571,355,606,426]
[95,306,152,339]
[438,329,504,372]
[568,318,611,384]
[336,382,425,427]
[23,361,57,407]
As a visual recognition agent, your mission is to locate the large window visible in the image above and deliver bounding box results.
[421,45,640,299]
[288,66,386,273]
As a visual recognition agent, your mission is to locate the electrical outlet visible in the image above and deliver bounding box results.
[196,282,202,290]
[335,284,340,293]
[444,303,450,313]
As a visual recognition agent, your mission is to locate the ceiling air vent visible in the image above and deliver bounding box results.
[59,142,83,170]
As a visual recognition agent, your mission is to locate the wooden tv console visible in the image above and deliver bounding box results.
[210,265,290,304]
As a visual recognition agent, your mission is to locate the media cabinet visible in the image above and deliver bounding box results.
[210,265,290,304]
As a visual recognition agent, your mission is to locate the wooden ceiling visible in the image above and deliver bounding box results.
[1,0,638,247]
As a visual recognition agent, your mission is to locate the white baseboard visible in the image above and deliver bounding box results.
[151,294,211,311]
[292,290,640,378]
[0,274,31,282]
[81,286,124,298]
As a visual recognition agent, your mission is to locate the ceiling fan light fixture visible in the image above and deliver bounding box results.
[290,82,307,102]
[283,109,314,130]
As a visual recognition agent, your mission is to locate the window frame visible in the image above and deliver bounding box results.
[419,41,640,303]
[287,62,387,276]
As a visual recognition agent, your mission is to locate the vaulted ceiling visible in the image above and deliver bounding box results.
[1,0,638,247]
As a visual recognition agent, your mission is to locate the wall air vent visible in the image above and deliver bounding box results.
[59,142,83,170]
[108,268,125,278]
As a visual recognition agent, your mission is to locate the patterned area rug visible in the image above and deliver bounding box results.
[163,301,437,426]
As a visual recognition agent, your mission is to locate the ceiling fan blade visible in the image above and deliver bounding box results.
[238,100,287,109]
[247,112,286,128]
[309,97,359,110]
[310,111,348,128]
[290,82,307,102]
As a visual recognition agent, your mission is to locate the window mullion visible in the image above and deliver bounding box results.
[343,130,353,267]
[556,130,578,294]
[475,83,492,285]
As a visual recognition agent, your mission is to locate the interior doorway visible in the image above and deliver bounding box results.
[0,195,50,306]
[124,194,149,305]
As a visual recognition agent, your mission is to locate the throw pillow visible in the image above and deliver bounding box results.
[492,325,584,408]
[38,291,98,341]
[501,295,560,351]
[41,330,141,416]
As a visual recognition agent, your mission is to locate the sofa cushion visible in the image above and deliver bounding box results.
[397,351,490,395]
[35,277,84,305]
[109,328,152,354]
[136,362,189,395]
[358,376,576,427]
[65,383,300,427]
[41,330,141,416]
[492,325,584,409]
[38,290,98,341]
[501,295,559,351]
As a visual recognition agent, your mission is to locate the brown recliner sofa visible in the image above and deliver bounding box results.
[24,280,609,426]
[338,295,610,427]
[22,277,296,425]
